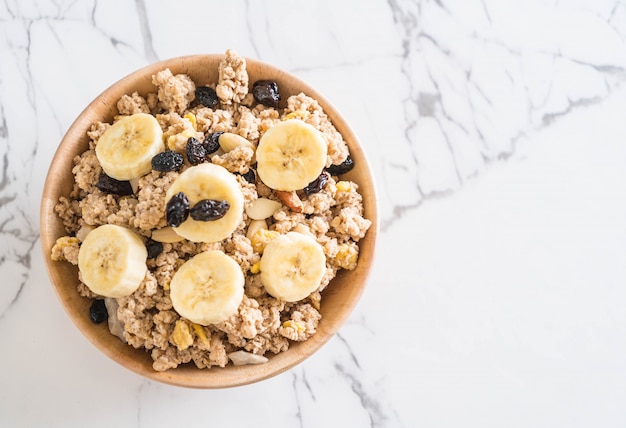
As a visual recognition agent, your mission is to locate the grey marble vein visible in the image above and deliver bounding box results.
[0,150,8,192]
[289,367,321,428]
[0,10,43,323]
[377,0,626,232]
[300,368,316,401]
[292,371,305,428]
[244,0,261,60]
[541,95,606,127]
[0,107,7,140]
[334,362,400,428]
[135,0,158,63]
[0,237,36,321]
[336,332,361,369]
[335,332,403,428]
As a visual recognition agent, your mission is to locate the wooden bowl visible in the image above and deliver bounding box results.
[40,54,378,388]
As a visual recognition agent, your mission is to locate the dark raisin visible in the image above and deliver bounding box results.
[190,199,230,221]
[203,132,223,154]
[95,173,133,196]
[236,168,256,184]
[186,137,207,165]
[252,80,281,108]
[166,192,190,227]
[304,171,330,196]
[325,156,355,176]
[145,239,163,259]
[89,299,108,324]
[152,150,184,172]
[195,86,219,109]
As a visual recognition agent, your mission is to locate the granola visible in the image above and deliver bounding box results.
[52,49,371,371]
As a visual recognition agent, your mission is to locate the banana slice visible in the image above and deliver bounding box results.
[95,113,164,180]
[259,231,326,302]
[169,250,245,325]
[77,224,148,298]
[256,119,327,191]
[165,163,244,243]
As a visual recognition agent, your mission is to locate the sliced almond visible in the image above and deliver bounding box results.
[219,132,256,153]
[291,223,316,239]
[104,298,126,343]
[228,350,268,366]
[219,132,257,163]
[276,190,303,213]
[129,177,140,194]
[76,225,95,242]
[151,226,185,243]
[246,219,268,240]
[246,197,282,220]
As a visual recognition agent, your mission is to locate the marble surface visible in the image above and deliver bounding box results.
[2,0,626,426]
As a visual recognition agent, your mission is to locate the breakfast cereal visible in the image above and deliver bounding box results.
[51,49,371,371]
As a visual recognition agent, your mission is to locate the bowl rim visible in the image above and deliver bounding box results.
[40,53,379,388]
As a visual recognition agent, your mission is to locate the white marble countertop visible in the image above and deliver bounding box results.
[2,0,626,426]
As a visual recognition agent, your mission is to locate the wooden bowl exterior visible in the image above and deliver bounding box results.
[40,55,378,388]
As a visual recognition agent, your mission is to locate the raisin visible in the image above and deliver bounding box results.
[236,168,256,184]
[166,192,190,227]
[95,173,133,196]
[152,150,184,172]
[252,80,281,108]
[145,239,163,259]
[195,86,219,109]
[203,132,223,154]
[89,299,108,324]
[190,199,230,221]
[325,156,354,176]
[304,171,330,196]
[186,137,206,165]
